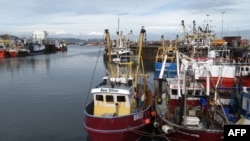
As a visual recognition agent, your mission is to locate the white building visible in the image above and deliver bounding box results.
[32,31,48,41]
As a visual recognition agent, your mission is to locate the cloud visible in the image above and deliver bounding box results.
[0,0,249,40]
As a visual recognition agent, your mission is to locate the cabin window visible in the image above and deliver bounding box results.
[195,90,201,96]
[172,89,178,95]
[96,95,104,101]
[185,90,201,96]
[241,67,244,71]
[128,80,132,86]
[246,67,249,71]
[117,96,126,102]
[106,95,114,102]
[187,90,193,96]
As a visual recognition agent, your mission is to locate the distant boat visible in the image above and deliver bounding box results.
[17,48,30,57]
[25,40,45,54]
[6,43,30,57]
[0,43,6,58]
[154,35,178,79]
[55,40,67,51]
[79,43,88,46]
[6,48,18,57]
[179,20,250,89]
[26,31,48,54]
[84,27,154,141]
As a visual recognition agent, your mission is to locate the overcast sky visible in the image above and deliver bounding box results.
[0,0,249,39]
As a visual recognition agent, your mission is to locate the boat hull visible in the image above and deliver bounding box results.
[6,50,18,57]
[0,50,6,58]
[84,102,152,141]
[17,49,30,57]
[154,62,177,78]
[155,100,224,141]
[27,43,46,54]
[160,126,223,141]
[55,46,67,51]
[199,77,235,88]
[237,75,250,87]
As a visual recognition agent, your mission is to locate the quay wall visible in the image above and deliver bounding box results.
[130,43,160,61]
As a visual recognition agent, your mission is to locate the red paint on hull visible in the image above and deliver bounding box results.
[0,50,6,58]
[199,77,235,88]
[85,128,145,141]
[237,76,250,87]
[6,50,18,57]
[8,52,18,57]
[165,127,223,141]
[84,102,152,141]
[55,47,67,51]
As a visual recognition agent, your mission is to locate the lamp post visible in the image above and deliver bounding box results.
[221,11,225,38]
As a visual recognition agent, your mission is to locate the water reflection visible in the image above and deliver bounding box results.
[0,45,157,141]
[0,55,51,76]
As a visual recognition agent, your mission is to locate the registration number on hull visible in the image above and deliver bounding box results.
[134,113,143,121]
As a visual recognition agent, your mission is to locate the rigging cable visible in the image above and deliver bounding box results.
[84,45,103,107]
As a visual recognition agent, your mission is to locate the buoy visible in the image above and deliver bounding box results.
[157,97,162,104]
[151,111,156,117]
[153,121,159,128]
[161,125,173,134]
[144,118,150,124]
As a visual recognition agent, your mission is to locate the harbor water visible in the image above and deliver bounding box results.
[0,45,156,141]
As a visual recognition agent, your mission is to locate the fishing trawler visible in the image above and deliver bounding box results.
[154,50,223,141]
[26,31,47,54]
[153,49,250,141]
[103,28,133,61]
[0,43,6,58]
[180,20,250,89]
[154,35,178,79]
[55,40,67,51]
[236,87,250,124]
[84,27,153,141]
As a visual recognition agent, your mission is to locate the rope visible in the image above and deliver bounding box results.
[128,127,165,138]
[128,126,190,141]
[84,45,103,107]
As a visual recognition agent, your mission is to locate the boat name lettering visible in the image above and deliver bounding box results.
[134,113,143,121]
[100,88,119,93]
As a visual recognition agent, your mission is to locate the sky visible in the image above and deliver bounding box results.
[0,0,250,40]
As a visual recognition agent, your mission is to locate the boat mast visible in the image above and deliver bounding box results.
[104,29,114,77]
[118,17,120,36]
[134,26,146,88]
[116,17,120,48]
[176,50,181,98]
[181,20,187,44]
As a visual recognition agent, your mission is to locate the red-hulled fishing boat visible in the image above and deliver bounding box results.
[153,50,224,141]
[152,19,250,141]
[84,27,153,141]
[153,49,250,141]
[0,43,6,58]
[179,20,250,89]
[6,48,18,57]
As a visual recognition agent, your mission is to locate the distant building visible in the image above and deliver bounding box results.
[32,31,48,41]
